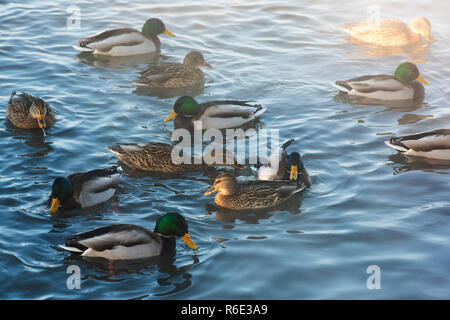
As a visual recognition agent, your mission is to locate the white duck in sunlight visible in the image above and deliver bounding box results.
[385,129,450,160]
[73,18,175,56]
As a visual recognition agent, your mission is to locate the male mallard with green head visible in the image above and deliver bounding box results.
[133,51,212,89]
[48,166,122,214]
[164,96,266,131]
[204,172,305,210]
[6,91,55,132]
[258,139,311,187]
[385,129,450,160]
[334,62,429,101]
[59,213,197,260]
[73,18,175,56]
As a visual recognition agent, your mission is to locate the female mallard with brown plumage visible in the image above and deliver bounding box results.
[107,142,244,173]
[204,172,305,210]
[133,51,212,89]
[6,91,55,132]
[48,166,122,214]
[164,96,265,131]
[342,17,431,47]
[334,62,429,101]
[73,18,175,56]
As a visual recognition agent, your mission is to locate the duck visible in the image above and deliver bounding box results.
[204,172,305,210]
[48,166,122,214]
[59,213,197,260]
[342,17,431,47]
[164,96,266,131]
[258,139,311,187]
[133,51,212,89]
[385,129,450,160]
[73,18,175,56]
[107,142,244,173]
[6,91,55,132]
[334,62,429,101]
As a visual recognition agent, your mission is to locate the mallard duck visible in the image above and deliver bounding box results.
[204,172,305,210]
[334,62,429,101]
[164,96,266,131]
[73,18,175,56]
[133,51,212,89]
[48,166,122,214]
[6,91,55,132]
[385,129,450,160]
[59,213,197,260]
[342,17,431,47]
[258,139,311,187]
[107,142,243,173]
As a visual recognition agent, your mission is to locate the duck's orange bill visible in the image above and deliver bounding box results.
[49,197,60,214]
[37,112,46,129]
[416,75,429,85]
[181,233,197,250]
[204,185,217,196]
[290,165,298,181]
[164,110,177,122]
[163,29,176,37]
[202,62,213,69]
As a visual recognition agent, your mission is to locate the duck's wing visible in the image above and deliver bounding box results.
[240,180,305,199]
[67,166,122,208]
[61,224,163,259]
[386,129,450,152]
[335,74,404,93]
[134,63,185,86]
[343,19,407,37]
[194,101,266,129]
[75,28,144,52]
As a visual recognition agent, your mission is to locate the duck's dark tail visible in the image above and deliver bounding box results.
[8,91,16,104]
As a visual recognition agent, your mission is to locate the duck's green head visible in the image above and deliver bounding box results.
[183,51,212,69]
[49,177,73,214]
[155,213,197,250]
[29,98,48,129]
[142,18,175,38]
[164,96,201,122]
[394,62,429,85]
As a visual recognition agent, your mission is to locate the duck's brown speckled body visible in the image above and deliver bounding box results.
[6,91,55,129]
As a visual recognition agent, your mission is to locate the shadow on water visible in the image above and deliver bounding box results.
[387,153,450,175]
[5,122,54,158]
[62,251,199,297]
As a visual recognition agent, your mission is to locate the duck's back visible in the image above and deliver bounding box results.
[343,19,417,47]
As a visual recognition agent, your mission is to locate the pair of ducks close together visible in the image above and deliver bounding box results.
[6,17,450,261]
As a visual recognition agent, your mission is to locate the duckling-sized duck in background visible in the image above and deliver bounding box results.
[334,62,429,101]
[49,166,122,214]
[342,17,431,47]
[385,129,450,160]
[133,51,212,89]
[6,91,55,132]
[164,96,266,131]
[73,18,175,56]
[107,142,244,173]
[59,213,197,260]
[258,139,311,187]
[204,172,305,210]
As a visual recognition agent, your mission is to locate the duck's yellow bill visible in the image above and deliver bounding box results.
[164,110,177,122]
[181,233,197,250]
[204,185,217,196]
[416,75,429,85]
[163,29,176,37]
[49,197,60,214]
[37,112,46,129]
[290,165,298,181]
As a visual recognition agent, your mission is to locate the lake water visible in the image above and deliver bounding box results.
[0,0,449,299]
